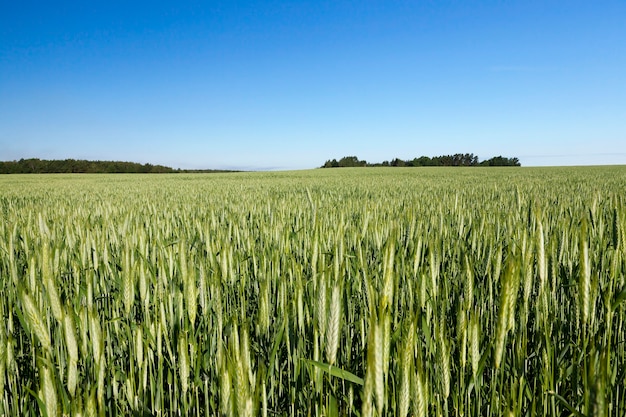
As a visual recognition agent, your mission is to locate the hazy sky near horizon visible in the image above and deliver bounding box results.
[1,1,625,170]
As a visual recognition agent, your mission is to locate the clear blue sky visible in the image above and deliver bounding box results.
[1,1,625,170]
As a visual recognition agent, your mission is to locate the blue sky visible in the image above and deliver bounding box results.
[1,1,625,170]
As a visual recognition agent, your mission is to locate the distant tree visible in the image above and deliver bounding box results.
[0,159,181,174]
[317,153,520,169]
[339,156,366,167]
[390,158,405,167]
[480,156,521,166]
[322,156,367,168]
[412,156,431,166]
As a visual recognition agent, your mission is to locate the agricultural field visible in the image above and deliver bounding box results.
[0,166,625,416]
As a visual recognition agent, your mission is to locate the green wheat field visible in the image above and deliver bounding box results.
[1,166,625,416]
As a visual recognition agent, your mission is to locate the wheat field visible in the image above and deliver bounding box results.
[1,166,625,416]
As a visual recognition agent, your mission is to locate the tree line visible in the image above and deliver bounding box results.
[321,153,521,168]
[0,159,235,174]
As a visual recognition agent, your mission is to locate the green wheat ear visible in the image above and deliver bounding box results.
[19,289,52,354]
